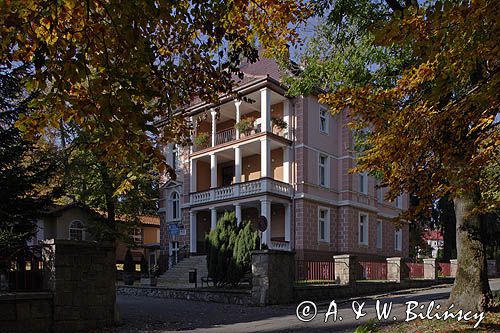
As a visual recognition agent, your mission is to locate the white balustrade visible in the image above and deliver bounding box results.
[215,128,236,145]
[269,240,291,251]
[190,179,292,205]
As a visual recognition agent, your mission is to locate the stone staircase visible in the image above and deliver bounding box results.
[157,255,208,288]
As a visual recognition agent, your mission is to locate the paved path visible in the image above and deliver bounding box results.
[115,278,500,332]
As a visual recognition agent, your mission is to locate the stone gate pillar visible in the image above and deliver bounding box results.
[386,257,408,282]
[251,250,295,306]
[43,239,116,332]
[423,258,438,280]
[333,255,357,285]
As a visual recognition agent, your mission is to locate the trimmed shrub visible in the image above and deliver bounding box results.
[123,248,135,273]
[206,212,259,287]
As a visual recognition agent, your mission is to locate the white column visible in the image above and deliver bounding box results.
[189,116,195,153]
[210,153,217,188]
[235,204,242,226]
[211,109,217,147]
[283,99,290,139]
[260,199,271,245]
[284,203,291,242]
[260,138,270,178]
[190,211,197,254]
[190,158,197,193]
[234,146,242,183]
[260,88,271,133]
[166,144,173,166]
[235,99,242,139]
[283,147,290,184]
[210,208,217,230]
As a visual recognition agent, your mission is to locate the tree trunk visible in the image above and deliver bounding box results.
[449,188,490,312]
[440,196,456,261]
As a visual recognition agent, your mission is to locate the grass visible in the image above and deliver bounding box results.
[361,291,500,333]
[378,311,500,333]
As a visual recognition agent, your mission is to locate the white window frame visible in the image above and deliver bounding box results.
[394,228,402,251]
[170,191,180,221]
[359,173,368,195]
[69,220,85,241]
[319,106,329,134]
[358,213,369,246]
[395,195,403,209]
[376,220,383,249]
[318,154,329,187]
[172,144,179,170]
[318,207,330,243]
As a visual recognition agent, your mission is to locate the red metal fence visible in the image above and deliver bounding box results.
[296,260,335,282]
[406,263,424,278]
[359,261,388,280]
[438,262,451,277]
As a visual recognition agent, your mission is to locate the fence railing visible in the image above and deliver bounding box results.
[358,261,388,280]
[295,260,335,283]
[438,262,451,277]
[0,245,49,292]
[406,262,424,279]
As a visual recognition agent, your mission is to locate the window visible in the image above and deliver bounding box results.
[376,220,383,249]
[318,208,330,242]
[69,220,84,241]
[395,195,403,209]
[172,145,179,169]
[359,173,368,194]
[319,107,329,134]
[395,228,402,251]
[131,228,142,245]
[319,154,328,187]
[358,213,369,245]
[170,191,180,220]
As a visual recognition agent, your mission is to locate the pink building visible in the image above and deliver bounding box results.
[158,58,409,267]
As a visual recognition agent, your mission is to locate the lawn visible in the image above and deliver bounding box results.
[357,291,500,333]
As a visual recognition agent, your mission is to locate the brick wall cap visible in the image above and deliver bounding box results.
[386,257,404,261]
[251,250,295,256]
[423,258,437,263]
[333,254,355,259]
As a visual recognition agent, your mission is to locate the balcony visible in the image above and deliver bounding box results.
[190,178,293,205]
[191,87,290,154]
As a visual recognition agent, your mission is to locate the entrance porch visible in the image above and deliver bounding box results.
[190,198,291,254]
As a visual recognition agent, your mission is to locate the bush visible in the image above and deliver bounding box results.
[206,212,259,287]
[123,248,135,273]
[140,254,149,276]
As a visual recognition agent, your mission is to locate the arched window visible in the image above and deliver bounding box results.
[170,192,180,220]
[69,220,85,241]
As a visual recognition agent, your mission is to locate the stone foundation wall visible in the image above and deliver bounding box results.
[116,285,252,305]
[294,278,454,302]
[0,292,53,333]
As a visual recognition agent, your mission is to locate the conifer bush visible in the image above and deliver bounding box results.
[206,212,259,287]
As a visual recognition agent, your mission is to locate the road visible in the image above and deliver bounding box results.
[115,278,500,332]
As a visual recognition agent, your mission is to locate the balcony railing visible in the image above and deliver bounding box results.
[215,128,236,145]
[190,178,293,205]
[269,240,291,251]
[192,121,289,153]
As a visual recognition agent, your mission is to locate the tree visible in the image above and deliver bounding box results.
[0,65,59,252]
[206,212,259,287]
[1,0,310,185]
[312,1,498,311]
